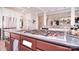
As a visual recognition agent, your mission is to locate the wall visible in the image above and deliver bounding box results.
[38,16,44,29]
[0,8,39,30]
[0,8,23,30]
[0,8,23,39]
[0,8,2,28]
[23,13,38,30]
[48,13,71,27]
[38,12,71,28]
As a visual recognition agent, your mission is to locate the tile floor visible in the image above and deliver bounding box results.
[0,40,7,51]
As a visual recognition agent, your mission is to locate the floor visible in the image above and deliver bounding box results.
[0,40,7,51]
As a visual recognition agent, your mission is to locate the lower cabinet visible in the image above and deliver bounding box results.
[11,38,20,51]
[36,40,72,51]
[10,33,21,51]
[20,44,33,51]
[20,36,36,51]
[10,33,72,51]
[5,37,11,51]
[5,40,11,51]
[20,38,71,51]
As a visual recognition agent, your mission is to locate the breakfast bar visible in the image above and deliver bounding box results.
[5,30,79,51]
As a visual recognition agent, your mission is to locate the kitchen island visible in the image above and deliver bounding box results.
[5,30,79,51]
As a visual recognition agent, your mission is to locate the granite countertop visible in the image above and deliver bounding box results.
[8,30,79,49]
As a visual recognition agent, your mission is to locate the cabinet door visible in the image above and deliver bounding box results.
[10,33,21,51]
[36,40,71,51]
[10,38,20,51]
[20,36,36,51]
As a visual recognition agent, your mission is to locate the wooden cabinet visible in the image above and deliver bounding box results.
[9,32,73,51]
[10,33,20,39]
[5,37,11,51]
[36,40,71,51]
[20,36,36,51]
[10,33,21,51]
[5,40,11,51]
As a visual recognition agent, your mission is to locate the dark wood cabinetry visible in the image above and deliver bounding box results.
[9,32,73,51]
[10,33,21,39]
[20,36,36,51]
[36,40,71,51]
[5,39,11,51]
[20,44,32,51]
[10,33,21,51]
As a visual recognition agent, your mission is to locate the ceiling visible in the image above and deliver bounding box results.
[6,7,79,17]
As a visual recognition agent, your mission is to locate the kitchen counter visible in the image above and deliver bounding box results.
[7,30,79,49]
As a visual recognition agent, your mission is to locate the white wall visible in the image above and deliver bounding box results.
[0,7,39,30]
[23,13,38,30]
[0,8,23,39]
[30,13,38,30]
[23,14,31,30]
[0,8,23,30]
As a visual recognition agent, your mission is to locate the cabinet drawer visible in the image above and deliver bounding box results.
[10,33,20,39]
[20,44,32,51]
[21,36,35,42]
[21,36,36,50]
[36,40,71,51]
